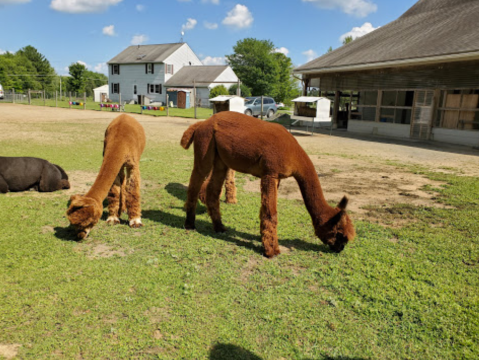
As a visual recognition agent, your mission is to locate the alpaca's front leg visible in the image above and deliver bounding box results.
[106,172,123,225]
[224,169,237,204]
[260,176,280,258]
[125,165,143,228]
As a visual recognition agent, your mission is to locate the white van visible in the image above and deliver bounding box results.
[0,84,4,99]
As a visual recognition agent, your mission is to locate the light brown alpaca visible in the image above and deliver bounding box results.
[181,112,355,257]
[66,114,146,239]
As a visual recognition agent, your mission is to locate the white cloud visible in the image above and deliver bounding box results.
[102,25,116,36]
[202,0,219,4]
[131,34,148,45]
[77,60,89,68]
[302,0,377,18]
[339,22,379,42]
[302,49,317,62]
[136,4,144,11]
[0,49,6,54]
[94,62,108,74]
[182,18,197,32]
[50,0,122,14]
[204,21,218,30]
[0,0,30,4]
[202,56,226,65]
[274,47,289,56]
[222,4,253,29]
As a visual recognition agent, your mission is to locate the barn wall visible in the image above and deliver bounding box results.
[348,120,411,138]
[431,128,479,147]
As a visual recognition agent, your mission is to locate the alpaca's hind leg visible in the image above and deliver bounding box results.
[260,175,280,258]
[206,158,228,233]
[0,175,9,194]
[125,164,143,228]
[185,168,208,230]
[198,172,211,205]
[107,167,124,225]
[224,169,237,204]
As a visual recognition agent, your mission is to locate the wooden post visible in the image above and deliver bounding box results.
[332,91,340,129]
[55,91,58,107]
[69,92,72,109]
[166,93,169,117]
[28,89,31,105]
[84,92,86,110]
[261,95,264,120]
[43,90,46,106]
[237,80,241,96]
[194,80,197,119]
[12,88,15,104]
[119,93,122,112]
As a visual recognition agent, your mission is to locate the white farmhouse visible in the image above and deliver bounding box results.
[107,42,202,104]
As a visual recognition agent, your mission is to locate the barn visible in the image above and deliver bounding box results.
[293,0,479,146]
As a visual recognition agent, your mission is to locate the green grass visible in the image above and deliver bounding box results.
[0,119,478,359]
[17,99,214,119]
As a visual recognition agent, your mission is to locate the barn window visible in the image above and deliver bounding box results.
[350,91,378,122]
[379,90,414,124]
[436,89,479,130]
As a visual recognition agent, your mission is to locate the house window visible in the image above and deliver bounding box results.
[133,85,137,95]
[112,64,120,75]
[166,64,174,74]
[148,84,162,94]
[146,63,154,74]
[436,89,479,130]
[111,83,120,94]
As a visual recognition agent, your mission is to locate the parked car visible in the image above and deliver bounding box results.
[244,96,277,118]
[276,102,285,108]
[0,84,4,100]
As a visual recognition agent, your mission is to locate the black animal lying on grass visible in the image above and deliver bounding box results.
[0,157,70,193]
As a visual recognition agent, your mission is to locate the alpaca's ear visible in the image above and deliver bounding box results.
[338,196,349,210]
[69,195,91,208]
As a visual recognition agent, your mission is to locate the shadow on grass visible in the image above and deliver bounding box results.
[208,343,368,360]
[53,226,78,242]
[142,208,332,256]
[164,182,207,214]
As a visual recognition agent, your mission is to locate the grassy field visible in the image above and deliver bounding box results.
[0,107,478,359]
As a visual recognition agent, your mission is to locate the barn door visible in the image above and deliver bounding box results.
[410,90,434,140]
[178,92,186,109]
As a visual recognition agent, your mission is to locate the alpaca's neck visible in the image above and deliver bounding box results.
[294,156,334,230]
[86,151,124,203]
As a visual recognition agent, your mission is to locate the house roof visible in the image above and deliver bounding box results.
[165,65,230,87]
[294,0,479,74]
[108,43,184,64]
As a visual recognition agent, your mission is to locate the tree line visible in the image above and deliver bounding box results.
[0,46,107,97]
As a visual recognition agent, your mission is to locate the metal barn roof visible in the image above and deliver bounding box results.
[294,0,479,74]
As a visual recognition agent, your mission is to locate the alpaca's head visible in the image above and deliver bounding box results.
[66,195,102,239]
[316,196,355,253]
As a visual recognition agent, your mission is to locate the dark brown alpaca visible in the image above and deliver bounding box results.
[66,114,146,239]
[181,112,355,257]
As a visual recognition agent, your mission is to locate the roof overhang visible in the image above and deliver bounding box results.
[294,51,479,76]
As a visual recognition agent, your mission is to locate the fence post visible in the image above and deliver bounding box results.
[84,92,86,110]
[69,92,72,109]
[119,93,122,112]
[28,89,31,105]
[237,80,241,96]
[55,91,57,107]
[44,90,46,106]
[194,80,197,119]
[12,89,15,104]
[261,95,264,120]
[166,93,169,117]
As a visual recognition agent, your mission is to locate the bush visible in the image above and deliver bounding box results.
[228,83,252,97]
[209,85,229,98]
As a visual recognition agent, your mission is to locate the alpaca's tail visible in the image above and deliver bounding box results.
[181,122,202,149]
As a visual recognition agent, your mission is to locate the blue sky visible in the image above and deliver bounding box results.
[0,0,418,75]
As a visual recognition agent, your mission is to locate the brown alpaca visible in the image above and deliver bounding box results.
[181,112,355,257]
[66,114,146,239]
[199,168,237,204]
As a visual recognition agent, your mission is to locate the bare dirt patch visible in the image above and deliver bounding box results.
[73,242,129,259]
[243,155,448,224]
[0,344,21,360]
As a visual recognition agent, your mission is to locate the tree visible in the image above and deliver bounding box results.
[271,52,300,103]
[17,46,55,91]
[83,70,108,97]
[68,63,86,93]
[226,38,279,97]
[228,83,252,97]
[327,46,333,53]
[342,36,353,45]
[209,85,229,98]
